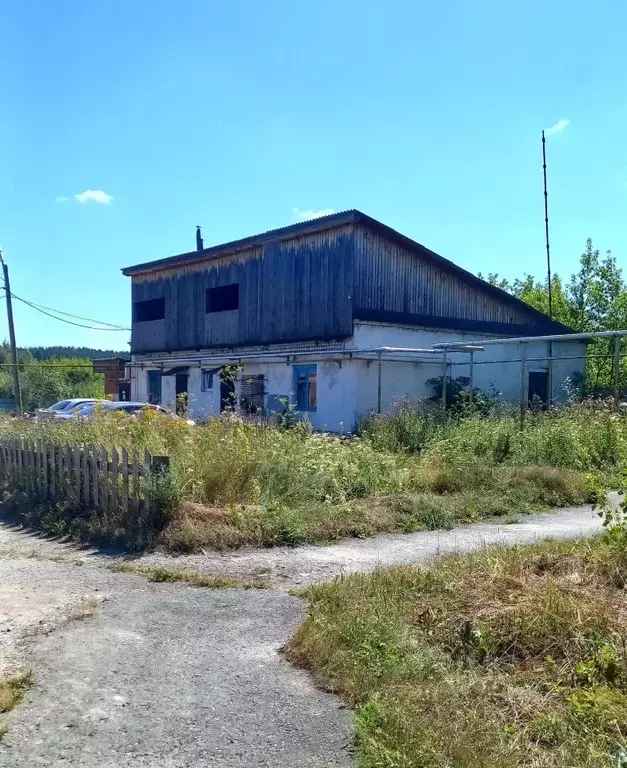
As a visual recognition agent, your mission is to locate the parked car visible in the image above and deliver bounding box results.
[67,401,195,425]
[54,400,108,419]
[35,398,98,418]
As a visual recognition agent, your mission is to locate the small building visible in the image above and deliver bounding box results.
[92,357,131,401]
[122,211,584,429]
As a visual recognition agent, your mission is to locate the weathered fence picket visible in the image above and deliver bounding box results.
[0,439,168,522]
[121,448,129,513]
[131,452,140,514]
[111,446,119,512]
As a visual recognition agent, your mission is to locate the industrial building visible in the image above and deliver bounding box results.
[122,211,585,429]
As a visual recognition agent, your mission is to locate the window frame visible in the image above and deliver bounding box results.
[206,283,239,313]
[292,364,317,412]
[200,369,214,392]
[133,297,165,323]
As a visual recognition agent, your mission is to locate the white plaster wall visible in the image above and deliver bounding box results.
[132,368,148,402]
[131,327,586,431]
[186,367,221,422]
[160,375,177,412]
[243,360,358,432]
[350,323,587,412]
[354,357,444,420]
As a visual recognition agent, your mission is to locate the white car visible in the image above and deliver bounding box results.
[36,399,99,419]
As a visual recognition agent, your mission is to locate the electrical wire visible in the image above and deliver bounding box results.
[0,287,130,331]
[12,295,130,329]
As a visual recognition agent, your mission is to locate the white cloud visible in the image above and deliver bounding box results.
[75,189,114,205]
[55,196,68,203]
[292,207,335,221]
[545,119,570,136]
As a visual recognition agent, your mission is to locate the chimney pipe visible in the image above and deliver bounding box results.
[196,226,204,252]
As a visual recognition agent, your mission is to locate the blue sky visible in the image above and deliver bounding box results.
[1,0,625,349]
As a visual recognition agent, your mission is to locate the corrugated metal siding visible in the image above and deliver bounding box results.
[131,227,353,353]
[353,226,544,326]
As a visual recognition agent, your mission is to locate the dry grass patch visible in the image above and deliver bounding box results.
[287,534,627,767]
[154,466,592,552]
[0,672,33,740]
[108,562,269,589]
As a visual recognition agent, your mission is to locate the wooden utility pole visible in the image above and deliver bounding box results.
[0,251,22,413]
[542,130,553,320]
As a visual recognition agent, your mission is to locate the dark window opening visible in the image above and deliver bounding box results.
[240,374,265,414]
[206,283,239,313]
[147,370,162,404]
[528,370,549,407]
[175,373,189,417]
[134,297,165,323]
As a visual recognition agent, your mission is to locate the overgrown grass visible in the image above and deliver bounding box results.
[0,401,620,550]
[107,562,269,589]
[287,531,627,767]
[0,672,33,740]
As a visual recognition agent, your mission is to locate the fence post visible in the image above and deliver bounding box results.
[26,440,33,502]
[82,448,90,505]
[441,353,448,410]
[64,443,72,502]
[111,447,119,512]
[11,438,16,487]
[90,448,98,509]
[121,448,129,514]
[131,452,140,514]
[100,446,108,515]
[41,442,48,500]
[16,437,23,489]
[49,443,56,499]
[73,445,81,503]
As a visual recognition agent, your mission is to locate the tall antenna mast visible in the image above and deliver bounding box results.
[542,130,553,319]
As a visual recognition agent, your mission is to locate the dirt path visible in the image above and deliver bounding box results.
[0,503,604,766]
[133,503,605,588]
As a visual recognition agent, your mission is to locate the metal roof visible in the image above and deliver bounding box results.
[122,210,571,333]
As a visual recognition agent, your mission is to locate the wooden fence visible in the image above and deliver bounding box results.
[0,438,168,515]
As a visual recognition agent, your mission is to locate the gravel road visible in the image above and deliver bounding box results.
[134,502,605,588]
[0,503,604,766]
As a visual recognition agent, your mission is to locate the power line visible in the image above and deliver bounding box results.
[13,295,130,330]
[1,289,131,331]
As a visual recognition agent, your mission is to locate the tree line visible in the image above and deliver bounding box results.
[0,346,109,411]
[28,346,128,361]
[481,238,627,395]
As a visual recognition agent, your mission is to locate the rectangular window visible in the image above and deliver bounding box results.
[134,297,165,323]
[147,370,162,404]
[206,283,239,313]
[293,364,317,411]
[201,369,214,392]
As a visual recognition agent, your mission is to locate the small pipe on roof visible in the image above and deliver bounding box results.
[196,226,204,253]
